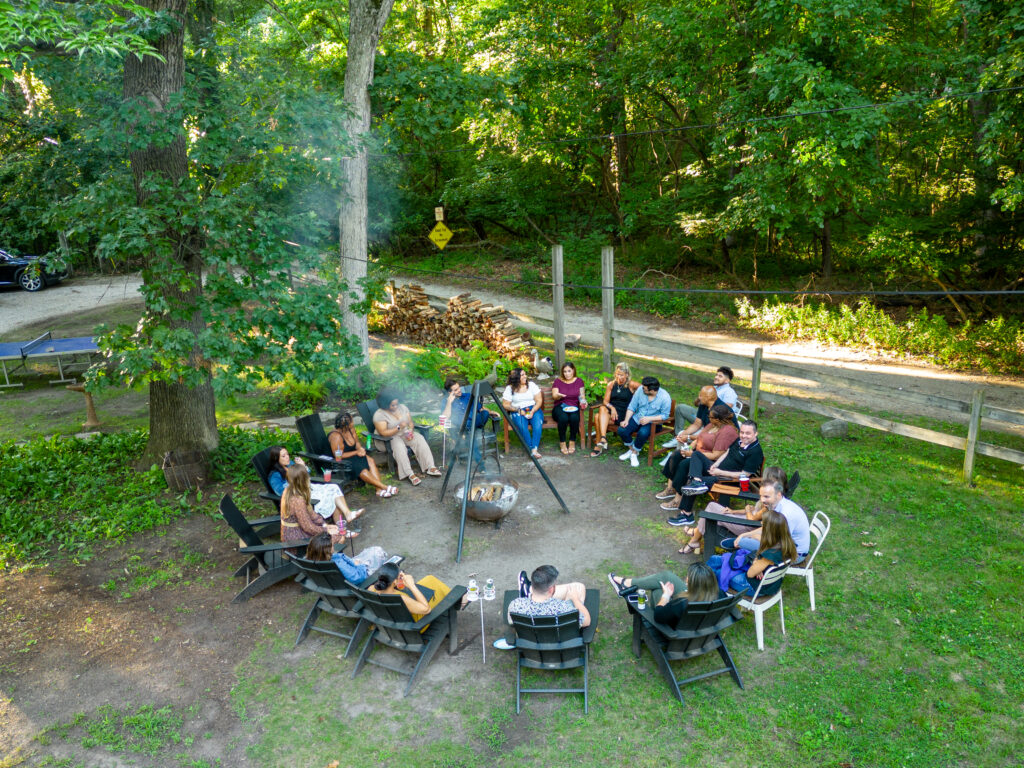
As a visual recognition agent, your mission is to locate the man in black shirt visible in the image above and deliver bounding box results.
[666,421,764,527]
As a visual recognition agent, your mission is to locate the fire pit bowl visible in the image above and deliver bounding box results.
[452,477,520,522]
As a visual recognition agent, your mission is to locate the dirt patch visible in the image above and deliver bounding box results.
[0,448,686,766]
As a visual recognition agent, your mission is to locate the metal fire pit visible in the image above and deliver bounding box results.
[453,476,520,522]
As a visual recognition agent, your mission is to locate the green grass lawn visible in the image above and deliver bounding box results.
[7,336,1024,767]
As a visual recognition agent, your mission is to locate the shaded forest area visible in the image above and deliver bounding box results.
[2,0,1022,366]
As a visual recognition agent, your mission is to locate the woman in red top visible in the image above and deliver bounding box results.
[551,361,587,455]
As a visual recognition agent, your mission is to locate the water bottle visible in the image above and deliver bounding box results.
[484,578,495,601]
[636,589,647,610]
[467,578,479,601]
[365,432,372,450]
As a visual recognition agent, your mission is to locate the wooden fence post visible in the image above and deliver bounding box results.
[552,244,565,371]
[963,388,984,484]
[749,347,763,419]
[601,246,615,372]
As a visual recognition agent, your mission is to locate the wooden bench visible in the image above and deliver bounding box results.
[502,386,587,452]
[586,398,676,465]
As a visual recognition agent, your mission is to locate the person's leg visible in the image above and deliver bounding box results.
[625,570,686,603]
[675,401,697,426]
[616,417,638,448]
[359,464,387,492]
[633,422,653,452]
[663,450,682,481]
[671,456,693,492]
[409,432,436,472]
[567,410,580,450]
[707,554,723,576]
[596,406,610,440]
[528,410,544,451]
[728,573,753,596]
[390,436,414,480]
[735,529,762,553]
[553,404,569,444]
[509,412,530,447]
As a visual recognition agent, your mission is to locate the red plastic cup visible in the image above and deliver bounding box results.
[739,474,750,492]
[324,469,332,483]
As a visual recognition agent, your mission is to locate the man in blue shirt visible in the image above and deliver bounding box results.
[440,378,495,468]
[617,376,672,467]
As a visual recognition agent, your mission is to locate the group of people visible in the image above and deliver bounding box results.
[264,359,812,651]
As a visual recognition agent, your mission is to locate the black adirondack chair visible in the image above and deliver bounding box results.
[251,447,285,513]
[355,399,432,475]
[349,581,467,696]
[287,554,371,657]
[295,413,361,490]
[625,591,745,702]
[220,494,305,603]
[506,588,600,714]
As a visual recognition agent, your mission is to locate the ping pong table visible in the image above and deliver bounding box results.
[0,331,100,388]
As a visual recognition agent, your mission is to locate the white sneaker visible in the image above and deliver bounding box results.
[659,454,671,467]
[662,438,679,449]
[629,452,639,467]
[492,638,515,650]
[618,449,633,461]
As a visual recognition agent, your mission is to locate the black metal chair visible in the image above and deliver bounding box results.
[295,412,360,490]
[251,446,285,513]
[625,591,745,702]
[349,581,467,696]
[287,554,371,657]
[220,494,305,603]
[506,588,600,713]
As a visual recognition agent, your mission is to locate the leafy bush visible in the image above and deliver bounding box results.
[0,426,301,569]
[260,375,327,416]
[328,364,385,404]
[736,298,1024,375]
[408,341,516,387]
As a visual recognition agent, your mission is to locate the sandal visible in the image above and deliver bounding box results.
[425,467,442,477]
[560,444,569,455]
[377,488,389,498]
[568,443,576,454]
[531,450,542,459]
[344,529,360,540]
[677,542,701,556]
[349,508,365,521]
[409,474,422,486]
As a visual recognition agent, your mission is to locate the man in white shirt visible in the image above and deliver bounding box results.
[666,366,741,448]
[731,480,810,562]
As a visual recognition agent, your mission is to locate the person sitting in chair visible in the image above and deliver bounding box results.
[727,478,810,563]
[304,531,388,584]
[656,402,738,512]
[590,362,640,457]
[373,388,441,487]
[268,445,364,529]
[665,367,742,449]
[666,420,764,528]
[492,565,591,650]
[617,376,672,467]
[502,368,544,459]
[280,465,354,548]
[328,411,395,499]
[551,361,587,455]
[368,562,465,626]
[710,510,795,598]
[441,377,495,469]
[607,562,723,628]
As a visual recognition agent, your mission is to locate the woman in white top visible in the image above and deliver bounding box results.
[502,368,544,458]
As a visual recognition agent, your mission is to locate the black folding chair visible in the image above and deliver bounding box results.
[349,582,467,696]
[506,588,600,713]
[624,592,745,702]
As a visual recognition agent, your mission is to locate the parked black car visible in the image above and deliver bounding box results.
[0,248,70,291]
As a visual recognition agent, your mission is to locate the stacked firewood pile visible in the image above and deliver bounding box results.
[383,284,531,358]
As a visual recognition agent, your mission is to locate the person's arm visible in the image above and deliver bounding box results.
[293,497,326,536]
[440,391,457,421]
[331,552,367,583]
[530,390,543,415]
[397,572,431,614]
[746,555,774,580]
[745,501,765,520]
[735,527,762,550]
[569,593,591,628]
[602,380,614,408]
[577,379,588,408]
[268,471,286,495]
[551,381,564,400]
[328,431,344,460]
[374,417,399,438]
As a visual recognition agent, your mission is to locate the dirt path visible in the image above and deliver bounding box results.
[3,273,1021,420]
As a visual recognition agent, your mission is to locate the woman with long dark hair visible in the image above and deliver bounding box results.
[551,361,587,455]
[280,465,354,547]
[501,367,544,459]
[328,411,395,498]
[268,446,364,528]
[369,563,453,625]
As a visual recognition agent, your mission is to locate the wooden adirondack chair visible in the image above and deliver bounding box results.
[625,591,745,702]
[287,554,371,657]
[505,588,600,713]
[220,494,305,603]
[294,412,360,490]
[349,582,468,696]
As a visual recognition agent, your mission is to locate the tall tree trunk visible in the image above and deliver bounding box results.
[821,218,833,280]
[339,0,395,362]
[124,0,218,462]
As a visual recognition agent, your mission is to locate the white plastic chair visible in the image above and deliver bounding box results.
[736,560,791,651]
[786,511,830,611]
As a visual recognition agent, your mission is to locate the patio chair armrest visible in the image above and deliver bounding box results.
[410,585,469,631]
[240,539,308,554]
[699,509,761,528]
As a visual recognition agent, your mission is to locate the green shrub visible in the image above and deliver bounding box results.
[260,375,327,416]
[408,341,516,388]
[736,297,1024,375]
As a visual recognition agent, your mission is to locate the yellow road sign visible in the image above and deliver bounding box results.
[429,222,453,250]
